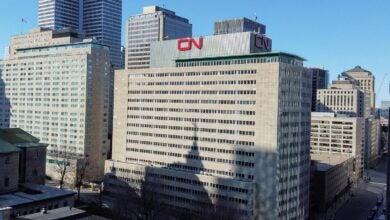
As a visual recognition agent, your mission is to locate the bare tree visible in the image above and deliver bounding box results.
[74,158,89,201]
[54,150,74,189]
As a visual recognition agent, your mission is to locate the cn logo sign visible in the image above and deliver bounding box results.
[255,35,271,52]
[177,37,203,51]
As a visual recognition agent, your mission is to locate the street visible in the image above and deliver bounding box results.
[335,157,387,220]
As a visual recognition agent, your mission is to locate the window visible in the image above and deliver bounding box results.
[5,156,10,164]
[4,177,9,187]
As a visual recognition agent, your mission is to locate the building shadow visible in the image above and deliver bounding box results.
[0,71,11,128]
[104,123,278,220]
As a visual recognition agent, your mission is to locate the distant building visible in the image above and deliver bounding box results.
[0,183,75,218]
[0,28,110,181]
[126,6,192,69]
[214,17,266,35]
[342,66,375,116]
[310,154,354,212]
[365,116,381,168]
[316,76,364,117]
[382,101,390,109]
[310,112,365,182]
[15,206,110,220]
[0,128,47,194]
[38,0,123,68]
[308,68,328,111]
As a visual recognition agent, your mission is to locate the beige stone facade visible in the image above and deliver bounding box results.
[0,28,110,181]
[316,78,364,117]
[106,53,311,219]
[310,112,364,181]
[342,66,375,116]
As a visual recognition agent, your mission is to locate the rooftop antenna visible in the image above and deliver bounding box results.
[253,13,258,33]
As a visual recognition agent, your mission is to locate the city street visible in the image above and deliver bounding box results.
[334,157,387,220]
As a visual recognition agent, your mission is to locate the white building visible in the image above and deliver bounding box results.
[0,27,110,180]
[310,112,365,182]
[105,31,311,219]
[125,6,192,69]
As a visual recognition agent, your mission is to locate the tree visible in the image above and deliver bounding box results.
[54,150,74,189]
[74,158,89,201]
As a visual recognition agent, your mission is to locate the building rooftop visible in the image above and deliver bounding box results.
[0,183,75,208]
[345,65,371,73]
[0,138,21,153]
[175,51,305,62]
[0,128,39,144]
[311,154,352,171]
[16,207,88,220]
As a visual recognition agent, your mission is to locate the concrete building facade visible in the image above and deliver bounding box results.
[106,32,311,219]
[126,6,192,69]
[310,154,354,212]
[310,112,365,182]
[0,28,110,181]
[213,17,266,35]
[316,77,364,117]
[365,116,381,168]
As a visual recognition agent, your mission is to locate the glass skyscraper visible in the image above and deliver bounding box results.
[38,0,123,68]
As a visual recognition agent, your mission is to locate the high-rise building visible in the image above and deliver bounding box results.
[214,17,266,35]
[125,6,192,69]
[105,31,311,219]
[0,28,110,180]
[38,0,122,68]
[316,76,364,117]
[342,66,375,117]
[308,67,328,111]
[310,112,365,182]
[38,0,81,30]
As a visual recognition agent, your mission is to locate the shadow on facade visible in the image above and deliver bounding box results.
[104,123,278,220]
[0,74,11,128]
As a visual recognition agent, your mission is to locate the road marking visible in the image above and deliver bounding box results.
[369,182,387,186]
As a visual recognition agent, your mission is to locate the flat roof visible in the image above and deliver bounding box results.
[16,207,86,220]
[175,51,305,62]
[0,184,75,208]
[311,154,352,171]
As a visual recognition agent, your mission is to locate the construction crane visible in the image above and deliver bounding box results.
[377,73,389,104]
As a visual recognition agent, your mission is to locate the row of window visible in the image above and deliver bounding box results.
[128,70,257,79]
[127,114,255,126]
[128,89,256,95]
[128,98,256,105]
[126,139,255,157]
[127,106,255,116]
[128,80,256,87]
[127,123,255,136]
[127,131,255,146]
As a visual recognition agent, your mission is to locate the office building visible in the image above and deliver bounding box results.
[310,112,364,181]
[342,66,375,116]
[126,6,192,69]
[316,76,364,117]
[0,28,110,181]
[310,154,354,212]
[214,17,266,35]
[365,116,381,168]
[308,67,328,111]
[105,30,311,219]
[38,0,123,68]
[38,0,81,30]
